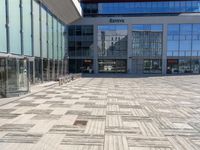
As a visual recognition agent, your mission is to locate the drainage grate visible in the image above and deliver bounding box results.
[73,120,87,126]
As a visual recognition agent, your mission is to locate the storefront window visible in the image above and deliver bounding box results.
[179,59,191,74]
[144,59,162,74]
[191,60,200,74]
[69,59,93,73]
[167,59,179,74]
[98,59,127,73]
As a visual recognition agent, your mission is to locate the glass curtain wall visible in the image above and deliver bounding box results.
[167,24,200,74]
[68,25,94,57]
[97,25,128,58]
[132,24,163,74]
[97,25,128,73]
[0,0,66,97]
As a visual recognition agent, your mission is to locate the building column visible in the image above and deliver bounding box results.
[127,24,133,74]
[162,24,168,75]
[93,24,98,74]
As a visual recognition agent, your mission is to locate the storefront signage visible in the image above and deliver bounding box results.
[109,18,125,23]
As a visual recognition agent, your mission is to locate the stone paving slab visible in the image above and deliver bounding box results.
[0,75,200,150]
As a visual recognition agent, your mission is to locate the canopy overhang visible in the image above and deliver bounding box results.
[38,0,82,24]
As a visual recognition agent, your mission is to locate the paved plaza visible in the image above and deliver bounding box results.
[0,75,200,150]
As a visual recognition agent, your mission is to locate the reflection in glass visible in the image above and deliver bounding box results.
[167,24,200,57]
[132,24,163,57]
[98,59,127,73]
[167,59,179,74]
[7,58,28,94]
[179,59,191,73]
[69,59,93,73]
[68,25,94,57]
[191,60,200,74]
[82,1,200,16]
[98,25,128,57]
[144,59,162,74]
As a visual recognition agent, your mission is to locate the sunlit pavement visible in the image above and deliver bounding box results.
[0,75,200,150]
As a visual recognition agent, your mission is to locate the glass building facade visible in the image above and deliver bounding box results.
[82,1,200,16]
[69,0,200,75]
[132,24,163,74]
[68,25,94,73]
[167,23,200,74]
[0,0,67,97]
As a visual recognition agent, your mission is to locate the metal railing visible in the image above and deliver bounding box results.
[58,74,82,86]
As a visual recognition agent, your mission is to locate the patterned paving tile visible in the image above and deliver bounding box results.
[0,133,42,144]
[0,75,200,149]
[0,124,34,132]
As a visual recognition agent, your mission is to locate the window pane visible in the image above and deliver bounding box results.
[9,0,21,54]
[62,26,65,59]
[98,25,128,57]
[53,18,58,59]
[0,0,7,53]
[41,8,47,58]
[23,0,32,56]
[58,23,62,60]
[33,1,40,57]
[48,14,53,59]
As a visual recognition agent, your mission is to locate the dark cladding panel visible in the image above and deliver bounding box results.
[81,0,184,3]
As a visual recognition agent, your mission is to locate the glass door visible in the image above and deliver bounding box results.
[7,58,18,94]
[0,58,6,97]
[29,61,34,84]
[18,59,28,91]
